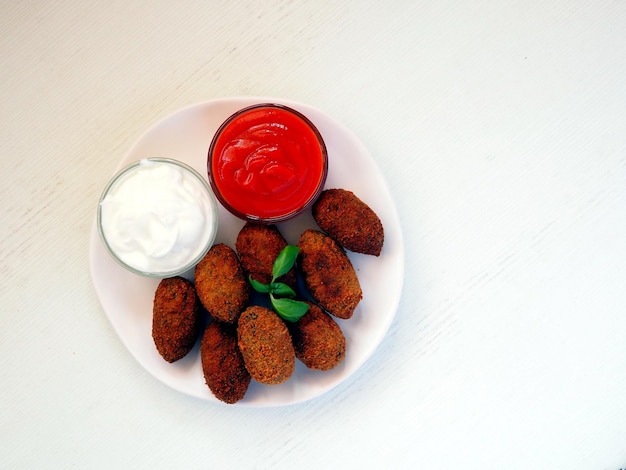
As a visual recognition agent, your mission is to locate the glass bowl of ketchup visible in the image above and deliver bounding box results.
[208,103,328,224]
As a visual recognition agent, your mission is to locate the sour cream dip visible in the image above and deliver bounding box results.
[98,158,218,277]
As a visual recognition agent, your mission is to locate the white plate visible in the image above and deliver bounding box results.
[89,97,404,406]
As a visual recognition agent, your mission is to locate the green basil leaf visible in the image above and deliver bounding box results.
[249,276,270,294]
[270,296,310,322]
[272,245,299,281]
[270,282,296,298]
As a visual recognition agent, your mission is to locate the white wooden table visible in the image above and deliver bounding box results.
[2,1,625,468]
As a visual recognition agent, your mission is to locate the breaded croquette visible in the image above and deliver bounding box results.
[235,222,296,288]
[288,302,345,370]
[152,276,202,363]
[201,322,251,404]
[237,306,295,385]
[194,243,249,324]
[298,229,362,319]
[312,188,384,256]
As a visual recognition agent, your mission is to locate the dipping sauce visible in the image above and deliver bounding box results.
[98,158,218,277]
[208,104,327,223]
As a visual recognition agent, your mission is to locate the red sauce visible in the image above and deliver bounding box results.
[208,104,327,222]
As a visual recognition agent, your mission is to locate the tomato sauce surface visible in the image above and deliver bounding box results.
[209,104,327,222]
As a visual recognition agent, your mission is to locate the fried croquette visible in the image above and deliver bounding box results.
[200,322,251,404]
[235,222,296,288]
[152,276,202,363]
[298,229,362,319]
[312,188,384,256]
[194,243,249,324]
[288,302,346,370]
[237,306,295,385]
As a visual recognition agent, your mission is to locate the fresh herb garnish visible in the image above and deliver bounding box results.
[249,245,309,322]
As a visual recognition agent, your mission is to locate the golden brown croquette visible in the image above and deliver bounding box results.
[194,243,249,324]
[298,229,362,319]
[235,222,296,288]
[312,188,384,256]
[237,306,295,385]
[152,276,202,363]
[200,322,251,404]
[288,302,346,370]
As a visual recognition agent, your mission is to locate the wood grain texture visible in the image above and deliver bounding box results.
[1,0,626,468]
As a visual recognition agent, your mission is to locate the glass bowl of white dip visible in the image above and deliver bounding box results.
[97,158,219,278]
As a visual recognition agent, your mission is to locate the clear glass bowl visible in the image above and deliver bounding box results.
[207,103,328,224]
[97,158,218,278]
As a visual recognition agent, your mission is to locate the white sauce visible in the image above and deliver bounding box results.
[99,159,216,274]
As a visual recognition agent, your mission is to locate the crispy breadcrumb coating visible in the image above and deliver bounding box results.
[201,322,251,404]
[235,222,296,288]
[152,276,202,363]
[237,306,295,385]
[313,188,384,256]
[194,243,249,323]
[288,302,345,370]
[298,229,362,319]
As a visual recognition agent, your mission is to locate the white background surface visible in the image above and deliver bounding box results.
[2,1,626,468]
